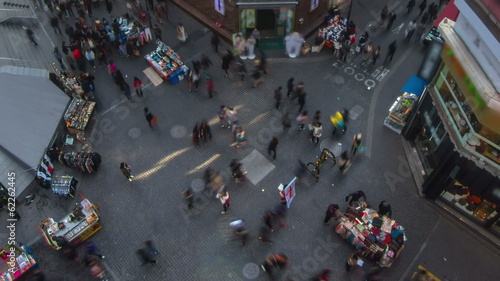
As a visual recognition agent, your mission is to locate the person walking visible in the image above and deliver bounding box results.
[263,211,277,230]
[85,48,96,69]
[50,14,62,35]
[324,204,341,224]
[406,20,417,41]
[182,187,194,209]
[351,133,362,155]
[345,190,367,206]
[206,79,214,98]
[339,150,351,174]
[137,248,156,265]
[260,253,289,279]
[211,33,220,53]
[286,77,295,97]
[361,43,373,65]
[252,28,261,48]
[218,105,227,127]
[378,201,393,217]
[418,0,427,16]
[252,67,262,88]
[414,22,426,43]
[407,0,416,14]
[120,82,132,101]
[53,47,64,67]
[120,162,134,181]
[217,190,230,214]
[279,185,286,206]
[200,120,212,142]
[105,0,113,16]
[274,204,287,228]
[176,23,187,42]
[145,240,159,255]
[386,10,397,30]
[85,241,105,259]
[221,52,231,78]
[310,121,323,146]
[274,86,282,109]
[144,107,157,128]
[281,112,292,131]
[313,110,321,124]
[297,91,306,113]
[384,40,397,63]
[133,77,143,97]
[297,110,308,131]
[372,46,381,66]
[192,123,201,147]
[267,136,278,160]
[189,70,200,92]
[153,24,162,41]
[380,5,388,26]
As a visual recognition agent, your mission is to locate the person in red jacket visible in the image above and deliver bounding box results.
[206,79,214,98]
[73,48,85,71]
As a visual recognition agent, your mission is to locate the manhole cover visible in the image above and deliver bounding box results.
[170,125,187,138]
[191,178,205,192]
[128,128,141,139]
[242,263,260,279]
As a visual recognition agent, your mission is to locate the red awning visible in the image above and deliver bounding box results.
[433,0,460,27]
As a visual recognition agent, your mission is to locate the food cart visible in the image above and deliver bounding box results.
[384,75,428,134]
[334,201,406,267]
[37,195,102,250]
[0,243,37,280]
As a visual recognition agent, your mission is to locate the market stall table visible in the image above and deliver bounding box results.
[51,175,78,198]
[0,243,37,280]
[145,40,189,84]
[64,98,96,135]
[38,197,102,250]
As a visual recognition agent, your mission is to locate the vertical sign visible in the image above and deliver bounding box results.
[310,0,319,11]
[215,0,225,15]
[284,177,297,208]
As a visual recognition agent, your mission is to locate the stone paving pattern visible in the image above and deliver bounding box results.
[2,1,500,281]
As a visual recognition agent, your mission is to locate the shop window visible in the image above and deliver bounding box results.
[441,182,498,224]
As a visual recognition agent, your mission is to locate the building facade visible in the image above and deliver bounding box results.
[402,0,500,242]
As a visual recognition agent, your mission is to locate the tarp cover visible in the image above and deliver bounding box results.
[0,72,69,169]
[402,75,429,96]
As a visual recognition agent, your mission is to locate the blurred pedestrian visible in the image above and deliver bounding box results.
[372,46,381,66]
[386,10,397,30]
[206,78,214,98]
[252,28,261,48]
[351,133,362,155]
[380,6,388,26]
[221,50,232,78]
[286,77,295,97]
[120,162,134,181]
[406,20,417,41]
[418,0,427,16]
[339,150,351,174]
[361,43,373,65]
[324,204,341,224]
[105,0,113,15]
[297,110,308,131]
[261,253,289,279]
[61,245,80,262]
[85,241,105,259]
[23,26,38,46]
[310,121,323,146]
[236,58,247,81]
[182,188,194,209]
[218,105,227,127]
[210,171,225,197]
[200,120,212,142]
[53,47,63,66]
[313,110,321,124]
[120,82,132,101]
[267,136,279,160]
[211,33,220,53]
[274,86,282,109]
[312,268,332,281]
[153,24,162,41]
[137,248,156,265]
[345,190,367,206]
[407,0,416,14]
[263,211,277,230]
[378,201,392,217]
[176,23,187,42]
[217,190,230,214]
[145,240,159,255]
[252,67,263,88]
[50,14,62,35]
[133,76,144,97]
[85,48,96,69]
[192,122,201,147]
[384,40,397,63]
[282,112,292,131]
[235,127,246,148]
[297,91,306,113]
[274,204,287,228]
[258,225,273,245]
[31,268,46,281]
[279,185,286,206]
[414,22,426,43]
[144,107,158,128]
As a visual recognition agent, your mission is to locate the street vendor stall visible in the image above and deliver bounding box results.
[318,14,348,49]
[64,98,96,135]
[51,175,78,198]
[0,243,37,280]
[335,201,406,267]
[145,40,189,84]
[37,196,102,250]
[384,75,428,134]
[50,65,86,99]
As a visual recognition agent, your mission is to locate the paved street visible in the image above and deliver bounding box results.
[2,1,500,281]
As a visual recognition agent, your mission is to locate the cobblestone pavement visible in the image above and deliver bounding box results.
[3,1,500,281]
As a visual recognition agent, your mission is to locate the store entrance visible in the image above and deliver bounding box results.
[256,9,277,37]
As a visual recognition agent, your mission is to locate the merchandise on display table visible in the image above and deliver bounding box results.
[383,93,418,134]
[318,14,347,48]
[0,243,37,280]
[38,197,102,250]
[424,26,444,46]
[335,202,406,267]
[51,176,78,198]
[51,65,85,99]
[64,98,96,135]
[145,40,189,83]
[59,152,101,173]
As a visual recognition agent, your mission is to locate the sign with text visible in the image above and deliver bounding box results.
[215,0,225,15]
[284,177,297,208]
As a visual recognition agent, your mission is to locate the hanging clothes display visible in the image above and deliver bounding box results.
[60,152,102,173]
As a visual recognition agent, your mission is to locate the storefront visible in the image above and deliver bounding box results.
[38,196,102,250]
[401,18,500,239]
[145,40,189,84]
[0,243,37,280]
[236,1,297,49]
